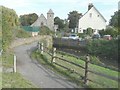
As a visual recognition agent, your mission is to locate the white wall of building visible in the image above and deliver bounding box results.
[78,7,106,33]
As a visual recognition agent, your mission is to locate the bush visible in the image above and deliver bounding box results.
[86,39,118,61]
[16,28,31,38]
[39,26,54,35]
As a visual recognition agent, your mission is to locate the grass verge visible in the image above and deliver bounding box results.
[31,50,119,88]
[2,72,36,88]
[2,50,37,88]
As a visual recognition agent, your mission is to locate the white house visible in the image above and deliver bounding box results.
[78,3,107,34]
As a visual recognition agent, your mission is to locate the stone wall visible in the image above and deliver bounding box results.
[10,35,53,49]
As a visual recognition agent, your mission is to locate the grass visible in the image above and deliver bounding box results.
[2,72,36,88]
[2,52,14,68]
[0,73,2,89]
[31,50,119,88]
[2,50,37,88]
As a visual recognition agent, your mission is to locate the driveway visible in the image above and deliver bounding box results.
[14,42,79,88]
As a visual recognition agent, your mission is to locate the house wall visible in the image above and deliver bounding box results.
[78,7,106,33]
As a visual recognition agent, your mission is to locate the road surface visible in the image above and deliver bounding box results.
[14,42,79,88]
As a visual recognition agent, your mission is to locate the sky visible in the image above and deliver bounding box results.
[0,0,119,24]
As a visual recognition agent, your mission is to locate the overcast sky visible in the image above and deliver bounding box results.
[1,0,119,24]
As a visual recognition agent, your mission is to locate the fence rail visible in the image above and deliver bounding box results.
[37,42,119,86]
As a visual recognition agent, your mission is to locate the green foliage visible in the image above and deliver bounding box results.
[32,50,119,88]
[19,13,38,26]
[90,56,103,65]
[77,33,85,38]
[86,28,93,36]
[2,73,36,88]
[16,28,31,38]
[109,10,119,27]
[54,17,65,30]
[99,27,118,37]
[68,11,82,29]
[2,6,19,51]
[86,39,118,61]
[39,26,54,35]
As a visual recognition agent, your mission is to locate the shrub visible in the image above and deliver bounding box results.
[16,28,31,38]
[39,26,54,35]
[86,39,118,61]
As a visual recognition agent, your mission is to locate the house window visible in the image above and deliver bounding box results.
[97,15,99,17]
[90,13,92,17]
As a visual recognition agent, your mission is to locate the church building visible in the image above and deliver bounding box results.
[31,9,54,30]
[78,3,107,34]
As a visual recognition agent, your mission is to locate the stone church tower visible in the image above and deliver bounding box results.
[31,9,54,31]
[47,9,54,30]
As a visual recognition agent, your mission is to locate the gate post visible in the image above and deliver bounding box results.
[51,48,56,63]
[38,41,40,51]
[14,55,16,73]
[41,43,44,54]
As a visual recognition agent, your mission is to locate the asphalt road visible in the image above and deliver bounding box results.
[14,42,79,88]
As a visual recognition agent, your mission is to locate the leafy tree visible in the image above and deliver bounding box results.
[2,6,19,51]
[109,10,120,27]
[54,17,65,30]
[19,13,38,26]
[99,27,118,37]
[68,11,82,29]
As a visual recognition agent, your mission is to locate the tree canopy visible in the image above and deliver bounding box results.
[19,13,38,26]
[54,17,65,30]
[109,10,120,27]
[1,6,19,50]
[68,11,82,29]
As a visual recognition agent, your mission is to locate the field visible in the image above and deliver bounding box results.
[31,50,119,88]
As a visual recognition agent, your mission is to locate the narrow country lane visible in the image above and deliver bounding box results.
[14,42,79,88]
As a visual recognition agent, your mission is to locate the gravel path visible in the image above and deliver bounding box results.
[14,42,79,88]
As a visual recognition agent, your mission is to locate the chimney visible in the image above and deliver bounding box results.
[88,3,93,10]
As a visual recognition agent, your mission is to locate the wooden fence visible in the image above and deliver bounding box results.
[37,42,119,86]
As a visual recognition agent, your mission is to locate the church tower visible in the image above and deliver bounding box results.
[47,9,54,30]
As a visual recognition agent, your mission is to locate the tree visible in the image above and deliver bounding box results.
[99,27,118,37]
[54,17,65,30]
[2,6,19,50]
[109,10,120,27]
[68,11,82,29]
[19,13,38,26]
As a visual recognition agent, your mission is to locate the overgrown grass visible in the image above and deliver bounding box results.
[16,29,31,38]
[2,51,14,68]
[31,50,119,88]
[38,26,54,35]
[2,72,36,88]
[2,51,37,88]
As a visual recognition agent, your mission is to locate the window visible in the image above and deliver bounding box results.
[90,13,92,17]
[97,15,99,17]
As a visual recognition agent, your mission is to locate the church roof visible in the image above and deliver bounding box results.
[40,14,46,19]
[47,9,54,14]
[31,14,47,27]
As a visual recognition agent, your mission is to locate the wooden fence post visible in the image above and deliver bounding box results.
[14,55,16,73]
[38,41,40,51]
[41,43,44,54]
[84,54,90,85]
[51,48,56,63]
